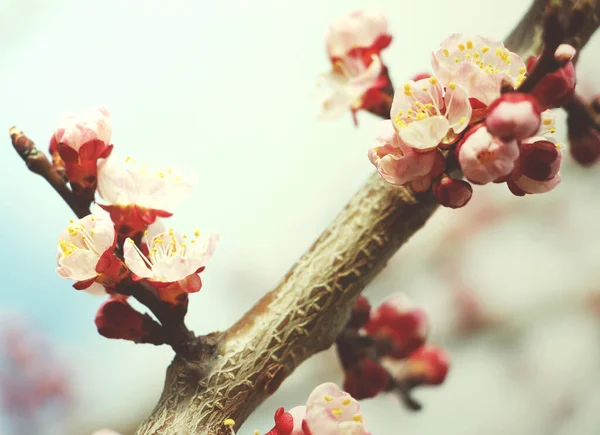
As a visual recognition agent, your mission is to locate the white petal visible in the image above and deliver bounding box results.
[123,239,155,279]
[57,250,99,281]
[398,116,449,151]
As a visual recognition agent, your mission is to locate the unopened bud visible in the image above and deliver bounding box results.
[520,139,561,181]
[95,298,165,344]
[348,296,371,329]
[365,295,429,359]
[343,358,390,400]
[486,93,542,141]
[432,175,473,209]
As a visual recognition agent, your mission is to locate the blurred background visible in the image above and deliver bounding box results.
[2,0,600,434]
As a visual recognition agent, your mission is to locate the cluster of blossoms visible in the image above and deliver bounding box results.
[52,108,218,341]
[337,295,449,401]
[319,8,393,123]
[320,10,578,208]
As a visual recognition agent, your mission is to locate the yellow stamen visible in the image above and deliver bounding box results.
[466,40,473,50]
[324,395,333,402]
[481,45,489,53]
[224,419,235,427]
[342,398,351,406]
[332,408,343,417]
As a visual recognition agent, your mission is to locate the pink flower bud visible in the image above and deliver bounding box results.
[485,93,542,141]
[52,107,113,200]
[432,175,473,209]
[95,298,165,344]
[343,358,390,400]
[264,407,295,435]
[554,44,576,64]
[508,173,561,196]
[457,124,520,185]
[365,295,429,359]
[520,139,561,181]
[528,56,576,109]
[404,346,450,386]
[348,296,371,329]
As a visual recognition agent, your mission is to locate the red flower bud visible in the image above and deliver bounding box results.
[348,296,371,329]
[568,113,600,166]
[528,56,576,109]
[95,298,165,344]
[520,139,561,181]
[343,358,390,400]
[365,296,429,359]
[404,345,450,386]
[432,175,473,209]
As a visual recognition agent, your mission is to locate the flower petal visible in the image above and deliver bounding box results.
[123,239,155,279]
[399,116,449,151]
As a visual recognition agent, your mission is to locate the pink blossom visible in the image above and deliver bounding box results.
[391,77,471,151]
[368,120,444,191]
[432,35,526,106]
[123,228,218,292]
[457,124,520,184]
[305,383,370,435]
[53,106,112,152]
[319,55,384,120]
[326,8,391,60]
[485,93,542,140]
[56,212,116,293]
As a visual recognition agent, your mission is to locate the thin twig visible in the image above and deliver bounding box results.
[9,127,90,219]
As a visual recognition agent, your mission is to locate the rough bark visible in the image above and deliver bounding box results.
[137,1,600,433]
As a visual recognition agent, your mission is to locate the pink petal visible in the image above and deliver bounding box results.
[444,83,471,134]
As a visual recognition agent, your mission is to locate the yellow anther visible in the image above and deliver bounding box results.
[543,118,553,126]
[407,109,414,114]
[455,57,460,63]
[415,101,422,106]
[459,117,466,125]
[473,52,480,58]
[69,219,74,223]
[519,67,526,74]
[342,398,352,406]
[458,43,465,51]
[194,229,200,237]
[465,54,471,59]
[180,242,187,247]
[183,235,188,238]
[481,45,489,53]
[324,395,333,402]
[429,76,438,85]
[549,127,556,133]
[397,110,403,116]
[174,176,181,182]
[144,230,149,235]
[254,431,261,435]
[448,82,456,90]
[495,48,502,55]
[443,49,449,57]
[353,414,363,423]
[416,113,428,120]
[332,408,343,417]
[224,418,235,427]
[125,156,132,163]
[422,87,428,91]
[403,82,413,96]
[191,239,196,243]
[128,239,135,244]
[466,40,473,49]
[157,171,166,178]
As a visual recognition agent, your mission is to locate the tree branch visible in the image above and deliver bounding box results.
[135,1,600,434]
[9,127,90,219]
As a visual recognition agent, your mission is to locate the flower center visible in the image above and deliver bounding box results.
[442,39,526,85]
[59,219,101,257]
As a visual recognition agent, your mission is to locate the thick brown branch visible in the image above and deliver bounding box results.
[138,175,437,435]
[130,1,600,433]
[9,127,90,218]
